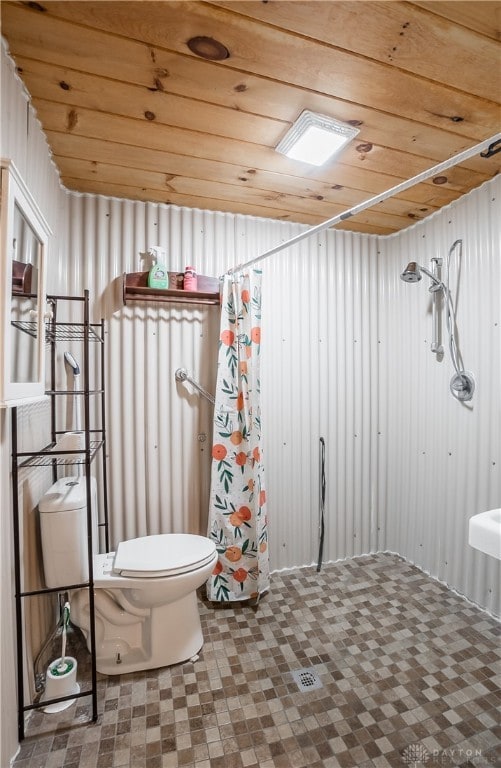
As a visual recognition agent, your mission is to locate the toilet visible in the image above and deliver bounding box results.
[38,476,217,675]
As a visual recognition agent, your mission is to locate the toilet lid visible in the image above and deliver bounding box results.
[113,534,216,578]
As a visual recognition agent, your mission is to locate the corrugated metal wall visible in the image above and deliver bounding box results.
[1,45,64,241]
[60,195,380,571]
[1,41,68,765]
[262,228,381,567]
[379,178,500,616]
[61,181,500,618]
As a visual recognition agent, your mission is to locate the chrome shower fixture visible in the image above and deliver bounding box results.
[450,371,475,401]
[400,261,443,291]
[174,367,188,383]
[400,258,444,355]
[400,261,421,283]
[400,241,475,402]
[175,367,215,405]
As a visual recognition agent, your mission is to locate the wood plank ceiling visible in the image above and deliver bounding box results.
[1,1,500,235]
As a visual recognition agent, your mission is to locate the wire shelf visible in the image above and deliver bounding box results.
[46,323,103,343]
[11,321,103,343]
[11,320,38,338]
[17,440,104,468]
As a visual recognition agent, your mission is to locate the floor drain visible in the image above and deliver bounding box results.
[291,668,323,692]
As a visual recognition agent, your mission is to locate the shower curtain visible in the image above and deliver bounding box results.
[207,270,269,602]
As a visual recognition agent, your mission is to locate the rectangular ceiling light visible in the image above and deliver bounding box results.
[275,110,360,166]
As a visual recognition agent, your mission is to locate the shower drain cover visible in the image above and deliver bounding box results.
[291,668,323,692]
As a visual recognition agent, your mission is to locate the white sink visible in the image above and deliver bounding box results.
[468,509,501,560]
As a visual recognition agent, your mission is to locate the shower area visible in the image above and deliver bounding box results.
[53,175,500,618]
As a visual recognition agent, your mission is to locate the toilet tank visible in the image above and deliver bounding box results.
[39,476,99,588]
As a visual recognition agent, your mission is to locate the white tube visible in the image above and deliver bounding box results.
[73,373,81,432]
[225,133,501,276]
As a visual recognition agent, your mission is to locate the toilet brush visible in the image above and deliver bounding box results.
[53,601,71,676]
[43,600,79,713]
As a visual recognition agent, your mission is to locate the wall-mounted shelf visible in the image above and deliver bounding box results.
[12,259,36,295]
[122,271,220,306]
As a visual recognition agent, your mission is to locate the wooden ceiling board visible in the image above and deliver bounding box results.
[56,154,443,228]
[213,1,500,101]
[35,98,492,198]
[1,0,500,234]
[46,131,461,211]
[11,59,292,147]
[14,55,498,175]
[11,0,498,136]
[62,174,395,235]
[57,155,411,226]
[412,2,501,41]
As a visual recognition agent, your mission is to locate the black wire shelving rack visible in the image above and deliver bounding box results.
[11,290,109,740]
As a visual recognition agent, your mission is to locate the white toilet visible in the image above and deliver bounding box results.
[39,476,217,675]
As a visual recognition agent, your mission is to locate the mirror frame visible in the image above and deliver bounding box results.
[0,159,51,407]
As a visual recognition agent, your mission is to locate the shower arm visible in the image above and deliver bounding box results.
[174,368,215,405]
[418,263,441,288]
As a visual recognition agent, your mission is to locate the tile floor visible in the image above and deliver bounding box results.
[13,554,501,768]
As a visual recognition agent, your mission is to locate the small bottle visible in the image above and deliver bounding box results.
[148,259,168,289]
[184,266,197,291]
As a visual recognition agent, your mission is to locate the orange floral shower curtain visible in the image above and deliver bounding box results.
[207,270,269,602]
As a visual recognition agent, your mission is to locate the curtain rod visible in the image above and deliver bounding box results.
[225,132,501,276]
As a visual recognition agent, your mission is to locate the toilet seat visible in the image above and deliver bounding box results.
[113,533,216,578]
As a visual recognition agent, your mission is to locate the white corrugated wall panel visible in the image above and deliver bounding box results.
[1,42,68,766]
[1,42,64,249]
[62,182,499,616]
[254,224,379,569]
[62,195,381,572]
[379,177,500,616]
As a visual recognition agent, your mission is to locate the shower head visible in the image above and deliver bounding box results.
[400,262,443,292]
[400,262,422,283]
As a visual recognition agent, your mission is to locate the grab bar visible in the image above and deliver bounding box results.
[175,368,215,405]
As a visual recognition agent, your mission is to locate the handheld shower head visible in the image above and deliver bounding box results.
[400,262,422,283]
